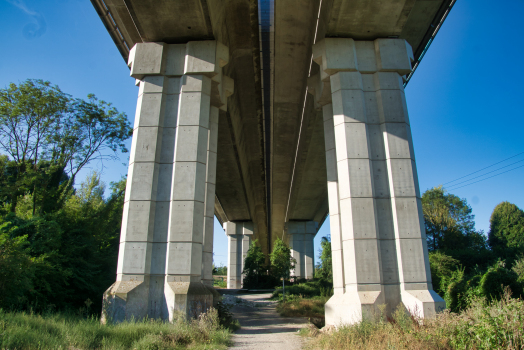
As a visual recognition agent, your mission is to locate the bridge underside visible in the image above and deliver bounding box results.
[94,0,451,325]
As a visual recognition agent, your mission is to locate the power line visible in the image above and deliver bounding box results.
[444,158,524,188]
[443,151,524,185]
[447,164,524,191]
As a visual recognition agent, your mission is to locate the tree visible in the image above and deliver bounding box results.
[488,202,524,251]
[270,238,296,279]
[242,239,266,288]
[422,186,485,252]
[0,227,35,309]
[315,235,332,283]
[0,79,132,214]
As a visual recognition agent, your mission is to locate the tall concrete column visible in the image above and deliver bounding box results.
[224,221,254,289]
[102,41,233,323]
[286,221,317,280]
[309,38,444,326]
[201,107,222,306]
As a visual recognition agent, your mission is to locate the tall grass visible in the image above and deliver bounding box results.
[302,290,524,350]
[276,295,329,318]
[0,308,231,350]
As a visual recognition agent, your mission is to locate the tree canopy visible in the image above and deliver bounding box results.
[422,186,486,252]
[270,238,296,279]
[0,79,132,215]
[488,201,524,250]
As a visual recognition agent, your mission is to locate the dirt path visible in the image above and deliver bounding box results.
[226,293,308,350]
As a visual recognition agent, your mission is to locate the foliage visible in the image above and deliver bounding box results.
[0,308,231,350]
[315,235,332,283]
[0,172,125,313]
[213,264,227,276]
[489,201,524,251]
[0,79,132,214]
[302,291,524,350]
[272,279,333,299]
[269,237,295,279]
[422,186,485,252]
[213,277,227,289]
[479,263,523,302]
[428,251,460,296]
[513,256,524,281]
[214,301,240,331]
[0,228,35,309]
[242,239,276,288]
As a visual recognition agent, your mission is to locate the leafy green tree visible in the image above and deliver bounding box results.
[270,238,296,280]
[0,227,35,309]
[315,235,332,283]
[422,186,486,252]
[0,79,131,214]
[0,174,125,312]
[488,202,524,251]
[242,239,267,288]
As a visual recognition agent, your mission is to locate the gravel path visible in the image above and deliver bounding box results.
[225,292,308,350]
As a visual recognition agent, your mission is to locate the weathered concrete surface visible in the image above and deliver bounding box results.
[227,293,307,350]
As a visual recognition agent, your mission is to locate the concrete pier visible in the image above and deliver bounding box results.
[225,221,254,289]
[309,38,445,325]
[286,221,317,280]
[102,41,233,323]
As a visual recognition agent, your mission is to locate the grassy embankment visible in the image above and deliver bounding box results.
[0,308,232,350]
[272,280,331,320]
[272,280,524,349]
[298,290,524,350]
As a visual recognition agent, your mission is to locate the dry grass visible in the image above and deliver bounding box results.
[302,291,524,350]
[276,295,329,319]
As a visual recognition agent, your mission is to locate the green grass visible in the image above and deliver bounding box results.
[213,276,227,289]
[0,308,232,350]
[272,279,333,299]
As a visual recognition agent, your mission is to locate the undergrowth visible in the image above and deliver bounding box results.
[276,295,329,319]
[302,289,524,350]
[0,308,232,350]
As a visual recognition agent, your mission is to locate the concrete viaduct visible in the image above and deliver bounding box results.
[94,0,452,326]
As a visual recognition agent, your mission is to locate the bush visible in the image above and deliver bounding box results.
[272,279,333,299]
[480,264,523,301]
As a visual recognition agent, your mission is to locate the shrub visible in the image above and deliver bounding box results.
[480,264,523,301]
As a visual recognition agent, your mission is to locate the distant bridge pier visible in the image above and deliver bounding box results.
[309,38,445,325]
[102,40,233,323]
[286,221,318,280]
[225,221,254,289]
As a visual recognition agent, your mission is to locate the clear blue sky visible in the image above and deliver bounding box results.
[1,0,523,267]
